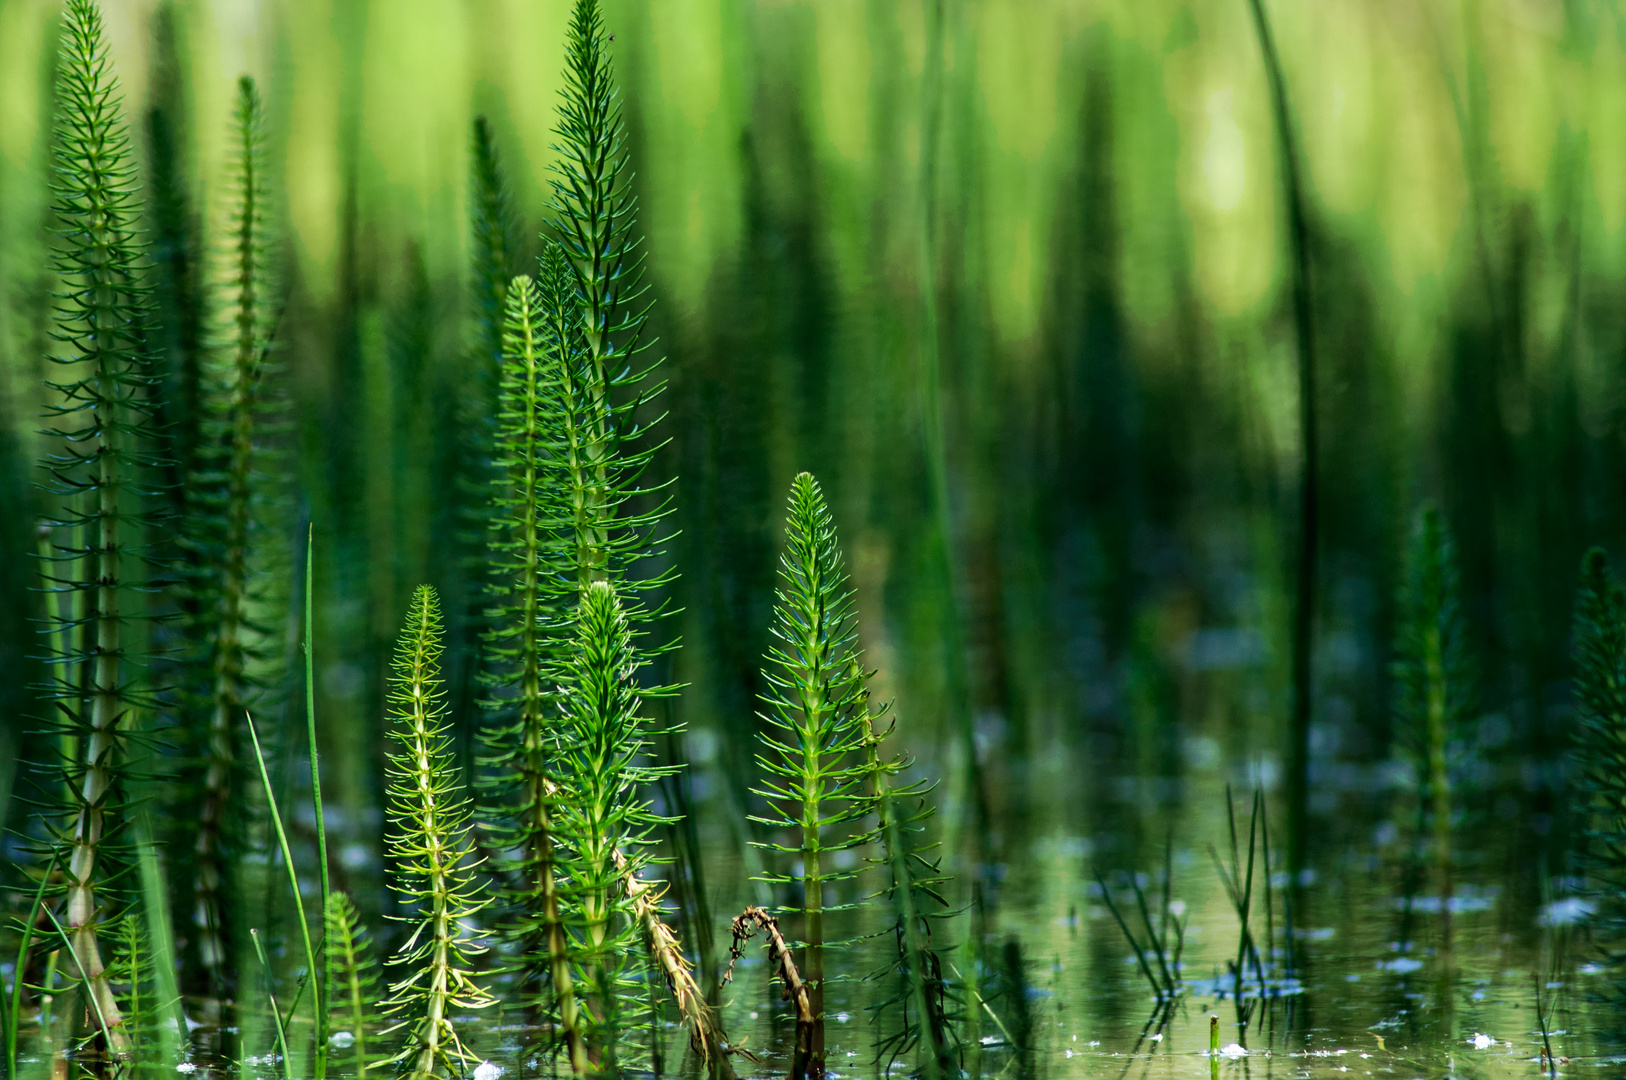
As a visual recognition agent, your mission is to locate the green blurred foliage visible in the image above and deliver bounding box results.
[1,0,1623,899]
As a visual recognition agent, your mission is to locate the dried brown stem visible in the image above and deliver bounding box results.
[725,906,814,1080]
[615,852,736,1078]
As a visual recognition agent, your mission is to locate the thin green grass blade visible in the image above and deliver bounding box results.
[1094,871,1158,996]
[6,854,56,1077]
[247,711,319,1077]
[135,823,186,1064]
[42,906,118,1070]
[253,929,293,1080]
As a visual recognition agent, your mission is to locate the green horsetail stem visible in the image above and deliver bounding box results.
[1394,506,1472,929]
[859,664,958,1080]
[381,586,494,1080]
[751,473,877,1080]
[552,581,670,1073]
[324,892,383,1080]
[480,272,587,1070]
[37,0,174,1054]
[193,72,276,1000]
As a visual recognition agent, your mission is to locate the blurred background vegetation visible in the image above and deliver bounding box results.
[1,0,1623,919]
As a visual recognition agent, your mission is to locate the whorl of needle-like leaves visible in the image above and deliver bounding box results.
[33,0,169,1051]
[860,684,959,1080]
[1392,505,1472,894]
[553,580,672,1071]
[547,0,673,609]
[750,472,876,1076]
[471,117,520,407]
[478,269,579,1035]
[444,117,524,732]
[382,586,494,1080]
[1572,548,1626,973]
[325,891,386,1080]
[181,73,286,993]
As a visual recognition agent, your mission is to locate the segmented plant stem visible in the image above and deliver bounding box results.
[195,75,268,990]
[383,587,494,1080]
[42,0,175,1051]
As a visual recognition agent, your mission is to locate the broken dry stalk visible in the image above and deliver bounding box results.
[725,907,814,1080]
[615,852,735,1077]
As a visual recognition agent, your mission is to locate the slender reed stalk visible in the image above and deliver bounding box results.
[135,825,186,1063]
[303,527,332,1075]
[750,472,874,1080]
[247,713,321,1069]
[1244,0,1319,891]
[1210,788,1265,1031]
[5,856,56,1078]
[381,586,494,1080]
[251,928,292,1078]
[1393,507,1471,926]
[34,0,172,1055]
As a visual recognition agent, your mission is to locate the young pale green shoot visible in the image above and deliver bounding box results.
[382,586,494,1080]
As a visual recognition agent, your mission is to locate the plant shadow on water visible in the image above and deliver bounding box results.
[6,0,1626,1079]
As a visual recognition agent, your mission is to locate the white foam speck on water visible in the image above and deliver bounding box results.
[1471,1034,1496,1050]
[176,1064,197,1074]
[835,1012,850,1022]
[473,1062,502,1080]
[1150,1033,1162,1042]
[1380,957,1423,974]
[329,1031,355,1048]
[1220,1044,1247,1059]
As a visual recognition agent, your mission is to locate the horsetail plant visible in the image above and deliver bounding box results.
[1393,505,1473,920]
[479,268,586,1067]
[382,586,495,1080]
[547,0,674,605]
[859,674,959,1080]
[445,117,524,750]
[185,73,283,997]
[751,472,876,1080]
[324,892,385,1080]
[552,580,672,1074]
[33,0,172,1055]
[1571,549,1626,981]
